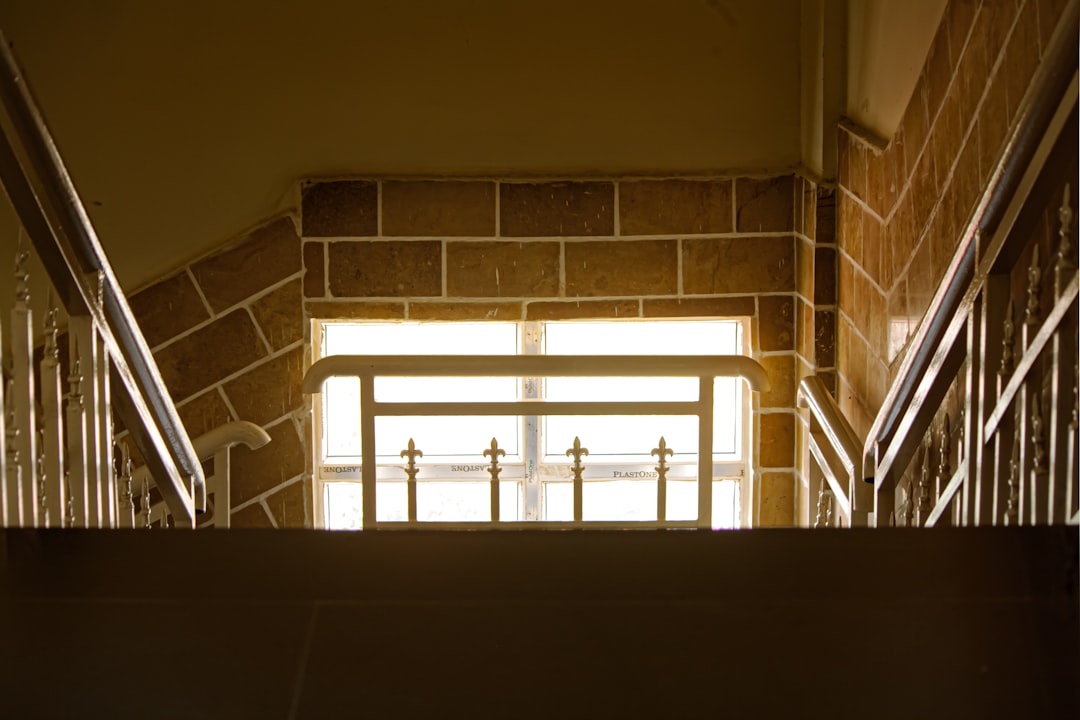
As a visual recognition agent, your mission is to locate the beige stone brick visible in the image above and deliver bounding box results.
[642,296,754,318]
[736,176,794,233]
[619,179,733,236]
[154,310,267,403]
[409,302,522,321]
[328,241,441,297]
[302,180,377,237]
[565,240,676,297]
[796,237,814,299]
[759,355,795,409]
[759,412,794,468]
[129,271,209,348]
[683,236,794,294]
[306,301,405,320]
[191,217,301,313]
[383,180,495,237]
[814,247,837,305]
[230,501,274,528]
[265,478,310,528]
[303,241,325,298]
[223,346,305,427]
[500,182,614,236]
[250,279,303,351]
[525,300,639,320]
[446,241,559,297]
[176,390,235,440]
[231,421,305,506]
[758,470,795,527]
[815,310,836,368]
[757,295,795,352]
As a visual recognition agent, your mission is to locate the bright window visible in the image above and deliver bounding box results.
[311,319,751,529]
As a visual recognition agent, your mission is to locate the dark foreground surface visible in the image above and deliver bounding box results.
[2,527,1077,719]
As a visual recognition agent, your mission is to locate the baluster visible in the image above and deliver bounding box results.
[483,438,504,523]
[117,442,134,529]
[36,427,46,527]
[11,243,38,526]
[1054,184,1075,298]
[916,431,933,527]
[955,412,965,526]
[141,477,151,529]
[1000,298,1015,380]
[1023,244,1042,334]
[0,355,6,525]
[1006,404,1021,525]
[40,301,66,527]
[936,416,952,524]
[65,339,88,528]
[815,479,832,528]
[65,472,74,528]
[651,437,673,524]
[1048,187,1076,522]
[400,438,422,524]
[1068,350,1079,521]
[902,480,915,527]
[1029,394,1046,525]
[5,389,21,527]
[566,436,588,525]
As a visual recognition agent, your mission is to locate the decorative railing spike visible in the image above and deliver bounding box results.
[400,438,422,523]
[1031,394,1045,474]
[36,427,47,527]
[118,442,134,528]
[651,436,673,522]
[483,438,505,523]
[1055,183,1075,298]
[1024,243,1041,329]
[815,481,832,528]
[566,436,588,523]
[1006,404,1021,524]
[13,240,30,304]
[1000,297,1015,378]
[916,430,932,525]
[141,477,151,529]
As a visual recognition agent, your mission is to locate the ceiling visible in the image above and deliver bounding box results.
[0,0,944,300]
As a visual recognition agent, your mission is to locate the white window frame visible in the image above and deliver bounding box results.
[309,318,754,529]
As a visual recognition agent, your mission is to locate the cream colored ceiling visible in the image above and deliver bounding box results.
[0,0,943,297]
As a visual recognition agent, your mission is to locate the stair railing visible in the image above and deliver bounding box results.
[303,354,769,530]
[133,421,271,529]
[0,28,204,526]
[797,375,868,527]
[809,0,1079,528]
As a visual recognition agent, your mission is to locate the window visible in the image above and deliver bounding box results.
[311,319,751,529]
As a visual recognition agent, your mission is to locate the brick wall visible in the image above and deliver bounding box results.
[835,0,1070,439]
[132,173,833,528]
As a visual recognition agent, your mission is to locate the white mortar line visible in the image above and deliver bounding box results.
[216,386,240,422]
[170,338,305,406]
[186,267,215,316]
[260,498,279,528]
[247,306,275,355]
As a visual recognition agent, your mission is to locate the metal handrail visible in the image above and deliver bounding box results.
[798,376,860,481]
[861,0,1080,485]
[0,28,205,521]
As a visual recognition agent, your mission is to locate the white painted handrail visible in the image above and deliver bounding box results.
[304,353,768,530]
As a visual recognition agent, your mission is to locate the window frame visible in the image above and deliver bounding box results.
[310,317,753,529]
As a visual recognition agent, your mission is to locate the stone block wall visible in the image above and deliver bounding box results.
[835,0,1070,438]
[132,173,835,528]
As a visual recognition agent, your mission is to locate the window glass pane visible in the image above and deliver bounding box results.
[543,479,738,528]
[323,376,360,459]
[325,481,521,528]
[544,415,697,460]
[374,416,520,460]
[325,322,518,356]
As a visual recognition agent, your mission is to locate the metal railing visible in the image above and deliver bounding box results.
[303,354,769,529]
[0,27,204,525]
[850,0,1079,528]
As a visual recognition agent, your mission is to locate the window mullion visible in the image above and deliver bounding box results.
[522,321,542,520]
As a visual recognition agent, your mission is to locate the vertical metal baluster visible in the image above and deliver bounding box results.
[566,436,588,525]
[65,472,74,528]
[955,413,964,526]
[916,431,932,527]
[66,339,87,528]
[651,437,673,524]
[141,477,151,529]
[902,480,915,527]
[1006,403,1021,525]
[400,438,422,524]
[483,438,504,523]
[11,242,37,526]
[117,442,134,529]
[1029,394,1046,525]
[813,466,831,529]
[1069,350,1079,522]
[0,352,6,526]
[1016,246,1042,524]
[5,388,21,527]
[40,302,65,527]
[936,416,951,525]
[1049,186,1076,522]
[992,298,1016,524]
[36,427,46,527]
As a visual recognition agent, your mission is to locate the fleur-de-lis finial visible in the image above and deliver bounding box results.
[1000,297,1015,377]
[400,438,423,480]
[1024,244,1041,327]
[1055,184,1075,298]
[565,436,588,477]
[483,438,505,481]
[651,437,674,479]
